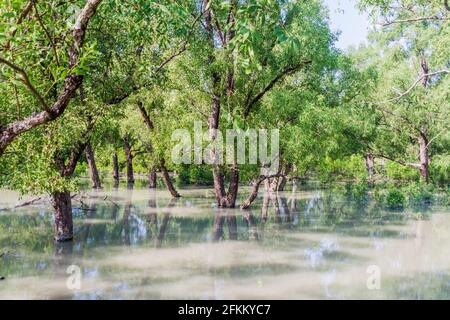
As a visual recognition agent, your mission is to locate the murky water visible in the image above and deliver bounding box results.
[1,184,449,300]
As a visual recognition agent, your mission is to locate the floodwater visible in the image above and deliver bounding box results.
[0,183,449,300]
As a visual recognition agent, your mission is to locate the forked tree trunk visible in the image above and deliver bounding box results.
[418,133,429,183]
[149,170,157,188]
[112,152,119,188]
[51,192,73,242]
[85,143,102,189]
[160,159,180,197]
[123,137,134,185]
[365,153,375,187]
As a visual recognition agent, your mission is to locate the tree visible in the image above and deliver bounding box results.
[0,0,104,156]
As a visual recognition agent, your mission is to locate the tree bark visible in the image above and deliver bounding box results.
[112,152,119,188]
[160,159,180,197]
[418,133,429,183]
[277,162,292,191]
[240,176,266,209]
[226,164,239,208]
[148,170,157,188]
[85,143,102,189]
[240,172,285,209]
[123,137,134,185]
[51,191,73,242]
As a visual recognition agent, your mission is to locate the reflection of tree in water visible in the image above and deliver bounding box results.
[211,210,238,241]
[155,198,178,248]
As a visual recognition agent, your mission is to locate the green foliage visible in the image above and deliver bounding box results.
[402,183,436,206]
[430,155,450,187]
[384,162,420,182]
[350,180,370,203]
[175,165,213,186]
[385,188,406,209]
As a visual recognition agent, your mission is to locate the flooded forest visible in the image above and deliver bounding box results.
[0,0,449,300]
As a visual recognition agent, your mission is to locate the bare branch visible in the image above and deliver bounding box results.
[377,69,449,104]
[244,61,312,118]
[374,153,420,169]
[381,15,449,26]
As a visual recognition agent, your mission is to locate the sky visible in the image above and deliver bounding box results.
[323,0,371,50]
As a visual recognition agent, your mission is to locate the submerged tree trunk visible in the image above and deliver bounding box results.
[226,164,239,208]
[148,170,157,188]
[160,159,180,197]
[51,192,73,242]
[418,133,429,183]
[112,152,119,188]
[123,137,134,186]
[85,143,102,189]
[365,153,375,187]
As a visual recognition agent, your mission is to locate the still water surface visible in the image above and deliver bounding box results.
[1,185,449,299]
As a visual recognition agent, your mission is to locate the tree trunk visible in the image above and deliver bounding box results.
[123,137,134,185]
[212,165,226,206]
[148,170,157,188]
[160,159,180,197]
[418,133,429,183]
[241,175,266,209]
[226,164,239,208]
[85,143,102,189]
[365,153,375,187]
[51,192,73,242]
[277,162,292,191]
[112,152,119,188]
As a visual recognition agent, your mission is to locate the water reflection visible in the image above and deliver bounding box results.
[0,186,449,299]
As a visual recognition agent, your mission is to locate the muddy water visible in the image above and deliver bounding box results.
[0,186,449,299]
